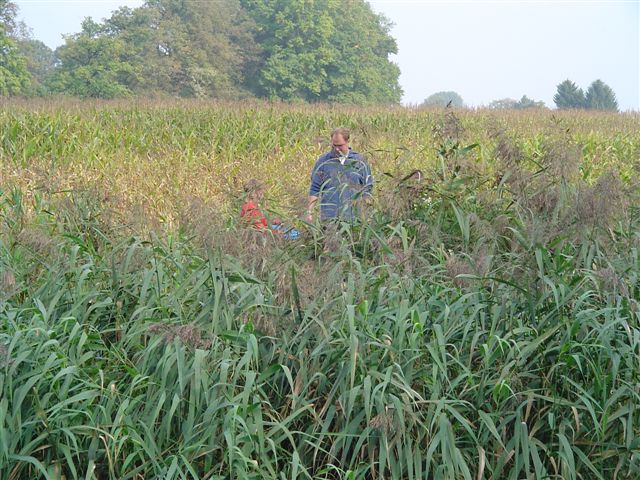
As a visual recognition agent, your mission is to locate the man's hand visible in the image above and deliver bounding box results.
[305,195,318,223]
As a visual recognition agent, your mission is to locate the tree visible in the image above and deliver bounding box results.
[421,91,464,108]
[240,0,332,101]
[323,0,401,103]
[58,0,259,98]
[0,0,19,36]
[489,98,518,110]
[489,95,545,110]
[0,0,30,95]
[135,0,259,97]
[15,39,54,95]
[514,95,545,109]
[585,79,618,112]
[1,1,54,96]
[553,80,585,109]
[0,32,30,95]
[48,19,139,98]
[241,0,401,103]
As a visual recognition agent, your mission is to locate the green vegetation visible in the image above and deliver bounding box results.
[554,79,619,112]
[489,95,546,110]
[242,0,401,103]
[1,0,401,102]
[15,38,55,96]
[1,101,640,478]
[553,80,586,110]
[421,91,464,108]
[0,0,30,97]
[0,31,29,95]
[0,0,37,96]
[586,79,619,112]
[48,25,138,99]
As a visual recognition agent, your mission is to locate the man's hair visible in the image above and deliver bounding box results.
[331,127,350,141]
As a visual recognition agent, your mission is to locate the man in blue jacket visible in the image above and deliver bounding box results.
[306,128,373,222]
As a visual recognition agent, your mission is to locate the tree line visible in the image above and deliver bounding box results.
[0,0,402,103]
[421,79,619,112]
[2,0,623,110]
[553,79,618,111]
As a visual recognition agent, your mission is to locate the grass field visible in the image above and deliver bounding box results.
[1,100,640,479]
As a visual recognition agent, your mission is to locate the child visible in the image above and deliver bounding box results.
[240,179,268,230]
[240,180,300,239]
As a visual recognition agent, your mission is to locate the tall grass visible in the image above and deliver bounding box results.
[1,101,639,479]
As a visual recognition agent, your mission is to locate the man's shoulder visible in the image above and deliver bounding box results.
[314,152,333,167]
[348,151,369,167]
[348,150,366,160]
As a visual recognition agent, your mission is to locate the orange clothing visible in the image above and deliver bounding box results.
[240,201,268,229]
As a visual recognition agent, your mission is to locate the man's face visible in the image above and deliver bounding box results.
[332,134,349,156]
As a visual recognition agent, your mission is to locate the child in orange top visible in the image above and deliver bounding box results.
[240,180,300,239]
[240,179,268,230]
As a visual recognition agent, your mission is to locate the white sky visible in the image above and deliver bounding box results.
[15,0,640,110]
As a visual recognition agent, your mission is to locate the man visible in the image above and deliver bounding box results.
[306,128,373,222]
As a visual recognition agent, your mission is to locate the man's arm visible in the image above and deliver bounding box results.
[305,195,318,222]
[307,157,324,221]
[361,156,374,203]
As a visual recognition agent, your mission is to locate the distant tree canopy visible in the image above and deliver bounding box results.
[240,0,401,103]
[585,79,618,112]
[2,0,402,102]
[515,95,545,109]
[48,20,138,98]
[489,95,545,110]
[0,0,20,37]
[553,79,618,112]
[421,91,464,108]
[553,80,585,109]
[16,38,55,95]
[0,0,30,95]
[50,1,258,99]
[0,31,29,96]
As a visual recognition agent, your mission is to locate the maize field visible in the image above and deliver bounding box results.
[1,99,640,479]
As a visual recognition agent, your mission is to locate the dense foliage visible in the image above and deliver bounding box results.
[1,0,401,102]
[0,30,29,95]
[1,101,640,479]
[421,91,464,108]
[0,0,31,96]
[15,38,55,95]
[1,0,44,95]
[554,79,619,112]
[553,80,586,109]
[48,24,138,99]
[586,79,619,112]
[488,95,545,109]
[242,0,401,103]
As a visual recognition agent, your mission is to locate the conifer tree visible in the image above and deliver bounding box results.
[585,79,618,112]
[553,80,585,109]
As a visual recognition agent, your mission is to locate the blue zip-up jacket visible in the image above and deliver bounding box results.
[309,148,373,220]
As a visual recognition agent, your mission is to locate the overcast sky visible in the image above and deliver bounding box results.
[15,0,640,110]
